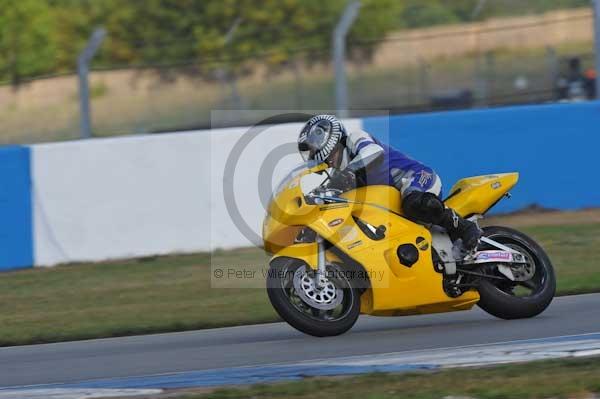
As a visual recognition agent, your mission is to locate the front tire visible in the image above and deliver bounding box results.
[477,226,556,319]
[267,258,360,337]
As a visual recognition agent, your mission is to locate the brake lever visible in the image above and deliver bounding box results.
[305,192,348,205]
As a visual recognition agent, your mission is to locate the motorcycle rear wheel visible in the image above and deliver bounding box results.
[476,226,556,319]
[267,258,360,337]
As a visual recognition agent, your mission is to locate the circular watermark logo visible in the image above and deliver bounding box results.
[213,110,377,257]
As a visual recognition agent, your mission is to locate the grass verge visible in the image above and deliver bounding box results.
[180,356,600,399]
[1,212,599,347]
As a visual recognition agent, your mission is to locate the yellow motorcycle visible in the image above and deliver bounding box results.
[263,161,555,337]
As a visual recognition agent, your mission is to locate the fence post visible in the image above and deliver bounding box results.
[292,58,304,109]
[485,51,495,103]
[333,0,361,118]
[545,46,558,97]
[594,0,600,98]
[78,28,106,139]
[473,28,487,107]
[418,59,430,105]
[224,18,243,110]
[216,18,243,122]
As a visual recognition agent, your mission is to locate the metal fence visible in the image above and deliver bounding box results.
[0,5,596,145]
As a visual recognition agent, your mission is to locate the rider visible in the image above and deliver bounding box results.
[297,114,481,250]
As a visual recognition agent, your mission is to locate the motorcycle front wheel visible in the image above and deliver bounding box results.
[267,258,361,337]
[476,226,556,319]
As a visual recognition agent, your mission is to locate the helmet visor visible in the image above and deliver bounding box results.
[298,121,332,162]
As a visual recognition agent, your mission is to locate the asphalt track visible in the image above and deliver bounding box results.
[1,293,599,389]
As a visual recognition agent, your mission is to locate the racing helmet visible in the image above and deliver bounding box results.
[297,115,346,163]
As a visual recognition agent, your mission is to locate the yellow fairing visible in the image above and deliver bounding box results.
[445,173,519,217]
[318,186,478,315]
[264,177,479,316]
[271,243,319,269]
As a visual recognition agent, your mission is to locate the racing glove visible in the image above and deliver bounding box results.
[327,169,357,192]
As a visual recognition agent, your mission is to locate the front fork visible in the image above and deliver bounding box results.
[315,235,327,288]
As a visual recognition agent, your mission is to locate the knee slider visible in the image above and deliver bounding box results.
[402,191,445,224]
[421,192,445,222]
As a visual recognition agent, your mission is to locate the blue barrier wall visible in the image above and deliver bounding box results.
[0,146,33,270]
[363,101,600,212]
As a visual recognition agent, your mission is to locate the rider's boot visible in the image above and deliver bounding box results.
[438,208,482,251]
[402,192,482,251]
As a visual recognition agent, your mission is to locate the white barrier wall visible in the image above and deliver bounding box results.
[32,119,362,266]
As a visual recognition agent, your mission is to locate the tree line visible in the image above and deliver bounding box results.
[0,0,588,85]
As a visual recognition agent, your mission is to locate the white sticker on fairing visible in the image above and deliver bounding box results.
[339,226,359,243]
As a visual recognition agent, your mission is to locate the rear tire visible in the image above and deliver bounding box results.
[267,258,360,337]
[477,226,556,319]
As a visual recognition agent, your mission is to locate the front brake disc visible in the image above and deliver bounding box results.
[292,266,344,310]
